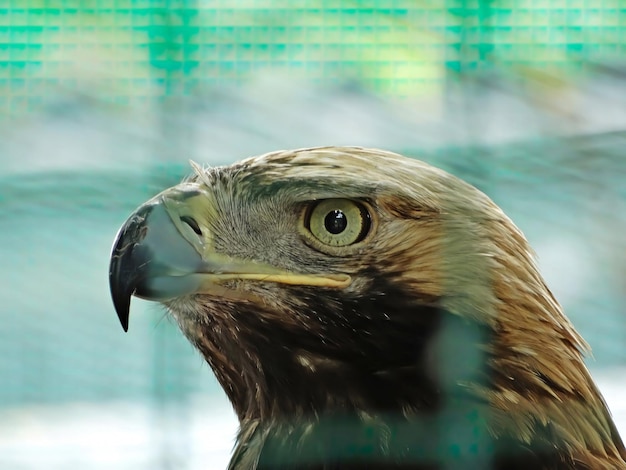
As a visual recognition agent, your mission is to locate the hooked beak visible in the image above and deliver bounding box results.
[109,188,351,332]
[108,200,207,331]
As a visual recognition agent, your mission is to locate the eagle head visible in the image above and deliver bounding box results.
[109,147,625,469]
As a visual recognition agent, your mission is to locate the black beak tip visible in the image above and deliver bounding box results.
[110,265,131,333]
[115,299,130,333]
[109,221,138,334]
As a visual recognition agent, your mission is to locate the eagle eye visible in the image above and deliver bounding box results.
[306,199,371,247]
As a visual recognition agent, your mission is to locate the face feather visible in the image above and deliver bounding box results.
[109,146,626,469]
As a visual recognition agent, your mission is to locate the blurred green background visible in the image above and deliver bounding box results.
[1,1,625,469]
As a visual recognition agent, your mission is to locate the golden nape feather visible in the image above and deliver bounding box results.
[109,146,626,469]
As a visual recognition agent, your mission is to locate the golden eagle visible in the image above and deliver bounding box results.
[109,147,626,469]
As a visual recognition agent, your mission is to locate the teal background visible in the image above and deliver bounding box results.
[0,2,625,469]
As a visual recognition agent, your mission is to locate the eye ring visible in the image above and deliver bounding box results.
[304,199,371,248]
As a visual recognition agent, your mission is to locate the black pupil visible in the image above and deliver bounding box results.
[324,210,347,234]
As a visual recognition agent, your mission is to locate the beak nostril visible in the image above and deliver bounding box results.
[181,215,202,236]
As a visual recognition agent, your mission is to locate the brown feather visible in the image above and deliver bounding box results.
[141,147,624,468]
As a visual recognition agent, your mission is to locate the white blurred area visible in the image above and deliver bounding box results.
[0,397,237,470]
[1,373,625,470]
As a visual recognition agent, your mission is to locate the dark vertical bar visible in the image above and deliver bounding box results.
[441,1,496,469]
[146,1,199,468]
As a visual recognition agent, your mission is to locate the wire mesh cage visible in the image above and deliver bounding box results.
[1,2,625,469]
